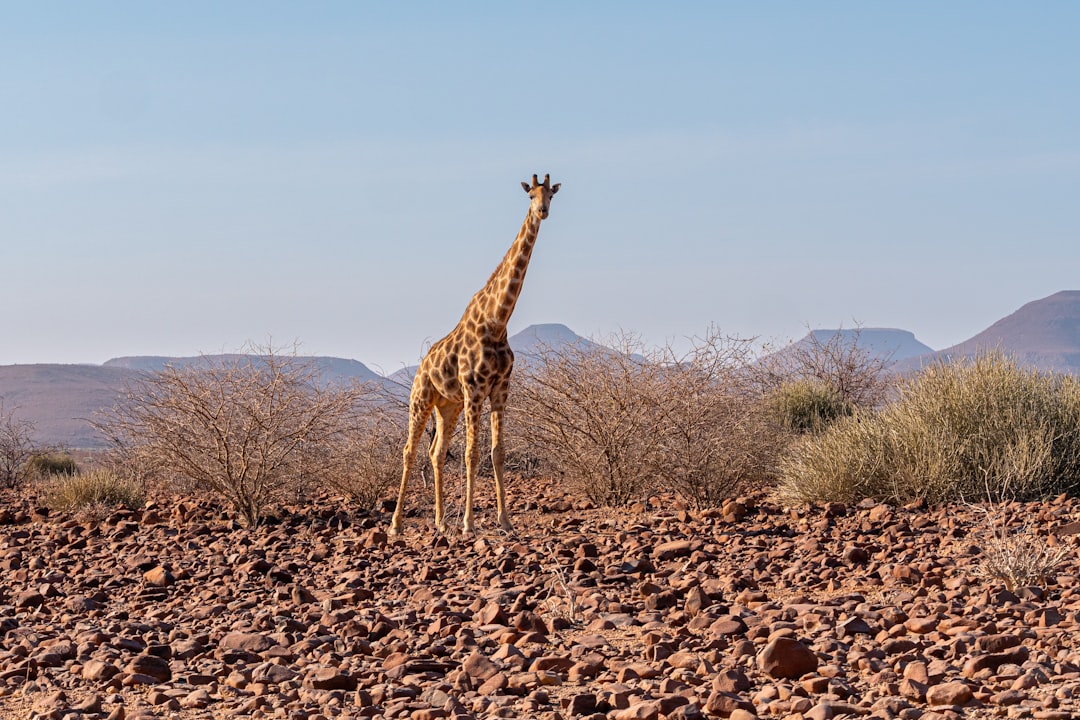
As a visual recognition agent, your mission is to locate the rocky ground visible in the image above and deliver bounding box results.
[2,479,1080,720]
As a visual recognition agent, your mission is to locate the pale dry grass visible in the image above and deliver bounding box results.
[40,468,145,515]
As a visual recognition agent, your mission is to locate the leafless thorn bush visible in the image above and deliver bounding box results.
[514,327,777,508]
[756,323,893,411]
[320,391,407,510]
[0,402,38,489]
[972,502,1072,592]
[652,328,780,507]
[513,333,669,507]
[96,342,363,527]
[540,543,580,625]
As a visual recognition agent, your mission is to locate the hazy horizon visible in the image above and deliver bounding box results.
[4,4,1078,371]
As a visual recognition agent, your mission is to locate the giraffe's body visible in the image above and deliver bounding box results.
[391,174,560,535]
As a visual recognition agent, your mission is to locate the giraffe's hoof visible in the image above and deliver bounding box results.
[388,520,403,536]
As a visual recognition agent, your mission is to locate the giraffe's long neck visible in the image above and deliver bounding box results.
[469,209,542,335]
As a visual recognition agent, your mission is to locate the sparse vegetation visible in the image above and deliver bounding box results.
[756,324,893,411]
[96,344,365,527]
[0,402,37,488]
[42,468,145,514]
[779,352,1080,504]
[514,333,667,506]
[974,503,1072,592]
[514,329,778,508]
[766,379,853,434]
[653,330,780,507]
[27,451,79,479]
[321,409,406,509]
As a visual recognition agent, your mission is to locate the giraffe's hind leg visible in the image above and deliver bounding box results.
[461,394,485,534]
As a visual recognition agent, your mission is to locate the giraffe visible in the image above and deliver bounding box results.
[390,174,560,535]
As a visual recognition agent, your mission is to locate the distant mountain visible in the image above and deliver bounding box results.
[896,290,1080,375]
[767,328,934,370]
[509,323,602,358]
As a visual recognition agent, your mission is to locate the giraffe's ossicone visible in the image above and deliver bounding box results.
[390,174,561,535]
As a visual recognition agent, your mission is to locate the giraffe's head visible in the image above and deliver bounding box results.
[521,173,560,220]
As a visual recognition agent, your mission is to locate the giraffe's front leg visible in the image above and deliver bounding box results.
[462,398,484,534]
[429,402,460,534]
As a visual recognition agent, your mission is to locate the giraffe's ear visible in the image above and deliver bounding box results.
[551,183,561,194]
[521,181,532,193]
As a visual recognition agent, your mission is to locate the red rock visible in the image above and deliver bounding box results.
[567,692,597,715]
[477,672,508,695]
[462,652,500,680]
[143,566,174,586]
[477,601,508,625]
[124,654,171,683]
[613,701,660,720]
[709,616,747,637]
[82,659,120,682]
[838,616,874,636]
[900,678,927,702]
[925,681,974,707]
[220,631,276,653]
[304,666,357,690]
[961,647,1030,678]
[15,589,44,608]
[757,637,819,679]
[904,616,938,634]
[711,668,751,693]
[654,540,693,561]
[704,691,755,716]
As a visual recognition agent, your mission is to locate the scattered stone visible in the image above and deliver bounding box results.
[124,654,172,683]
[142,565,174,586]
[220,631,277,653]
[926,681,975,707]
[757,637,819,679]
[3,486,1080,719]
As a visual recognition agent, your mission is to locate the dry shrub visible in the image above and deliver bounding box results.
[514,329,777,508]
[653,331,780,507]
[321,407,406,509]
[26,452,79,480]
[0,402,37,489]
[756,324,892,410]
[42,468,145,515]
[766,380,853,434]
[97,344,363,527]
[974,503,1072,591]
[780,352,1080,504]
[514,334,666,506]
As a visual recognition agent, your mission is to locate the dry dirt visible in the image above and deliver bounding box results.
[2,480,1080,720]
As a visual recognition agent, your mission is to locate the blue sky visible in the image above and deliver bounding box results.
[2,3,1078,372]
